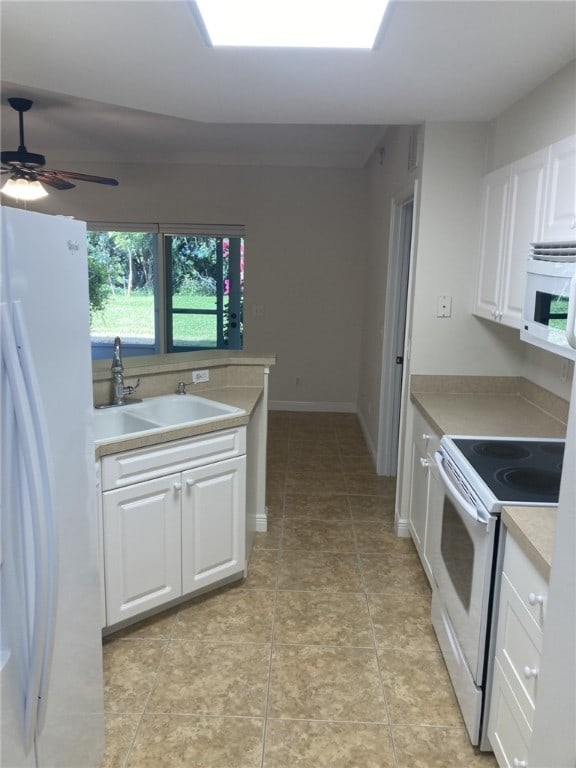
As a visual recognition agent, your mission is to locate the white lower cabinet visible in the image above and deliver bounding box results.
[182,456,246,594]
[488,531,548,767]
[104,474,182,625]
[100,428,246,627]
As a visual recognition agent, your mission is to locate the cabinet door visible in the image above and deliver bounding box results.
[182,456,246,594]
[541,134,576,242]
[500,149,547,328]
[103,474,182,625]
[408,441,430,564]
[475,166,510,321]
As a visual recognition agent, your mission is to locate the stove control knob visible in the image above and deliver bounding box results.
[523,666,539,679]
[512,760,528,768]
[528,592,544,606]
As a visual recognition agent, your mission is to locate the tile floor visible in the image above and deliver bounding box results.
[102,411,498,767]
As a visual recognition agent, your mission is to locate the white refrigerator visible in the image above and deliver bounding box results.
[1,207,104,767]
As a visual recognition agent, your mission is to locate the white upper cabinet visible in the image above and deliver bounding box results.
[475,149,546,328]
[541,134,576,242]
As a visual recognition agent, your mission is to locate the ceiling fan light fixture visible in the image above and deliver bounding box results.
[1,177,49,201]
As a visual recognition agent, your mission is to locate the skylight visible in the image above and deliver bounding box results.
[194,0,390,49]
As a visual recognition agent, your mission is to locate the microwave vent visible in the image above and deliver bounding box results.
[529,241,576,262]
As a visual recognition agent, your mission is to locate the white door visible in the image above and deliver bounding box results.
[474,165,510,321]
[103,474,182,625]
[500,149,546,327]
[181,456,246,594]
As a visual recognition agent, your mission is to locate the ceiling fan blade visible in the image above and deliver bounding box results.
[43,168,119,186]
[34,171,76,190]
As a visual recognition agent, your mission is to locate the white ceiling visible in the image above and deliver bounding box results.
[1,0,575,168]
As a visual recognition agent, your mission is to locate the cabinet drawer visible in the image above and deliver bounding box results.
[503,534,548,630]
[412,407,440,457]
[496,573,543,727]
[101,427,246,490]
[488,659,531,768]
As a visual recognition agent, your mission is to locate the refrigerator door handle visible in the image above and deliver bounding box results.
[1,302,56,751]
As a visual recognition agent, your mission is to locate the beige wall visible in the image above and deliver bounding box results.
[487,60,576,171]
[356,126,418,454]
[20,163,368,407]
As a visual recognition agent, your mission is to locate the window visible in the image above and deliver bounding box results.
[87,224,244,359]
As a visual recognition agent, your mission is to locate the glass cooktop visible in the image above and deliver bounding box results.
[450,437,564,505]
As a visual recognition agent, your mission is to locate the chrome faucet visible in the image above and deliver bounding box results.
[110,336,140,405]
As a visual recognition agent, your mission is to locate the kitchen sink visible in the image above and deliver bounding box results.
[93,394,245,443]
[135,394,243,426]
[93,409,161,443]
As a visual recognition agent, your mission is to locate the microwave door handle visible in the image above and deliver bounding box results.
[566,273,576,349]
[434,452,490,526]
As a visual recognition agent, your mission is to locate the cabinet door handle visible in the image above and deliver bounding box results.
[513,759,528,767]
[528,592,544,606]
[523,666,539,679]
[173,481,182,491]
[185,478,195,488]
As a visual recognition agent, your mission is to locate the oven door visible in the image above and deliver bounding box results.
[429,451,498,684]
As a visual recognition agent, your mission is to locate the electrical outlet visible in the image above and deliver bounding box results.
[253,304,264,317]
[560,359,570,382]
[436,295,452,318]
[192,369,210,384]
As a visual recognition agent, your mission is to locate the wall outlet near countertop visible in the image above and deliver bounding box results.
[192,369,210,384]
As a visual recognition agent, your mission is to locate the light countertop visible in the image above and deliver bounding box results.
[412,392,566,439]
[502,506,556,581]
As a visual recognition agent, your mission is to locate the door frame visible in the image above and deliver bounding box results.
[376,183,418,476]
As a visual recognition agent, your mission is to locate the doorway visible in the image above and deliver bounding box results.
[377,195,414,475]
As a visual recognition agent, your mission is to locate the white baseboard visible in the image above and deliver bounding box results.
[254,508,268,533]
[269,400,356,413]
[395,517,412,538]
[356,408,378,467]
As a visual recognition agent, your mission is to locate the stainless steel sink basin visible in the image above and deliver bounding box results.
[93,394,245,443]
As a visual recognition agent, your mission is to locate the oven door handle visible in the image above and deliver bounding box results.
[434,452,491,527]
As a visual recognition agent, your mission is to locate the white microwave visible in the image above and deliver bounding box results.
[521,256,576,359]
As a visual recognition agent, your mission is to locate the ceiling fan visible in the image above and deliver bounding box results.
[1,97,119,193]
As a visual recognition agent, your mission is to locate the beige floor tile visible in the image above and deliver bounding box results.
[340,454,378,474]
[393,725,499,767]
[173,588,275,642]
[348,495,395,520]
[110,607,179,640]
[253,518,283,550]
[360,553,432,596]
[268,645,388,722]
[368,593,438,651]
[337,439,372,457]
[284,493,351,520]
[287,453,343,472]
[287,443,341,460]
[103,639,166,714]
[345,473,398,495]
[242,548,279,589]
[263,719,396,768]
[378,647,463,726]
[285,472,346,495]
[278,550,363,592]
[274,591,373,647]
[282,518,356,552]
[147,640,270,716]
[127,714,264,768]
[101,713,140,768]
[354,521,416,554]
